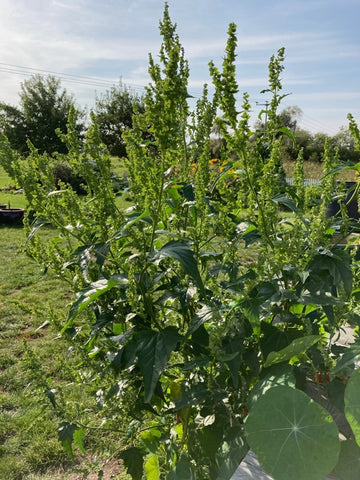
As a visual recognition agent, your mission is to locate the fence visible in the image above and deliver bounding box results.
[286,178,321,187]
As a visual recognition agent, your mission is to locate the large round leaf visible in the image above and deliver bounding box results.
[344,368,360,446]
[333,439,360,480]
[245,386,340,480]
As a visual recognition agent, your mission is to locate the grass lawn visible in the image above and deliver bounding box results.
[0,226,131,479]
[0,164,131,479]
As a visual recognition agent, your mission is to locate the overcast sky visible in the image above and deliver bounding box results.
[0,0,359,135]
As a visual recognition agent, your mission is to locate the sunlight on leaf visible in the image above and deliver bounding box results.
[264,335,321,368]
[145,454,160,480]
[245,386,340,480]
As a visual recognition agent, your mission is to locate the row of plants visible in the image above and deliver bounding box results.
[1,4,360,479]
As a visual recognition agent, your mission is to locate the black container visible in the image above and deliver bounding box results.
[326,181,359,221]
[0,208,25,225]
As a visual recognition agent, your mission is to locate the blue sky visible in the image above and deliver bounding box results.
[0,0,359,135]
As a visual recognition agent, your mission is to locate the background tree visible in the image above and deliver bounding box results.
[20,74,84,154]
[0,102,27,153]
[0,74,85,155]
[332,126,360,163]
[274,105,360,165]
[94,82,145,157]
[279,105,302,132]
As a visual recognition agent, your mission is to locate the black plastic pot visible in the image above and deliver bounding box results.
[326,181,359,221]
[0,208,25,225]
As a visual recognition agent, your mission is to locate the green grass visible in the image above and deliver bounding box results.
[0,151,132,480]
[283,158,356,181]
[0,225,130,479]
[0,226,75,478]
[0,165,26,208]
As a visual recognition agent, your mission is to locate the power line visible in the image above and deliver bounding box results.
[0,61,116,84]
[299,113,339,136]
[0,61,147,93]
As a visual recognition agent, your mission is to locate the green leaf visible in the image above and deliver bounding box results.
[324,161,360,178]
[155,240,205,295]
[187,305,214,335]
[140,429,161,454]
[307,247,353,296]
[345,368,360,446]
[73,427,86,455]
[247,364,296,409]
[119,447,145,480]
[26,217,49,245]
[210,162,237,193]
[45,388,56,408]
[245,386,340,480]
[272,193,299,213]
[300,293,343,306]
[240,281,278,326]
[110,209,152,240]
[214,428,248,480]
[221,336,244,388]
[57,422,79,460]
[241,224,262,247]
[332,340,360,375]
[167,454,195,480]
[135,327,182,402]
[333,439,360,480]
[62,275,128,333]
[264,335,321,368]
[144,454,160,480]
[278,126,295,142]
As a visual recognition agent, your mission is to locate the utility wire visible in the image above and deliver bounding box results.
[0,61,147,92]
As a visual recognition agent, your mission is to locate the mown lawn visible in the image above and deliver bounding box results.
[0,164,131,479]
[0,226,132,479]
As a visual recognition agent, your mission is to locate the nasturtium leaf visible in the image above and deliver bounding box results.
[135,327,182,402]
[333,439,360,480]
[345,368,360,446]
[144,454,160,480]
[264,335,321,368]
[245,386,340,480]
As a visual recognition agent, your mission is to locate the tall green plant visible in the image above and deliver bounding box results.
[2,4,360,480]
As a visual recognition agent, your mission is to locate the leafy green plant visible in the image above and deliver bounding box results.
[1,4,360,479]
